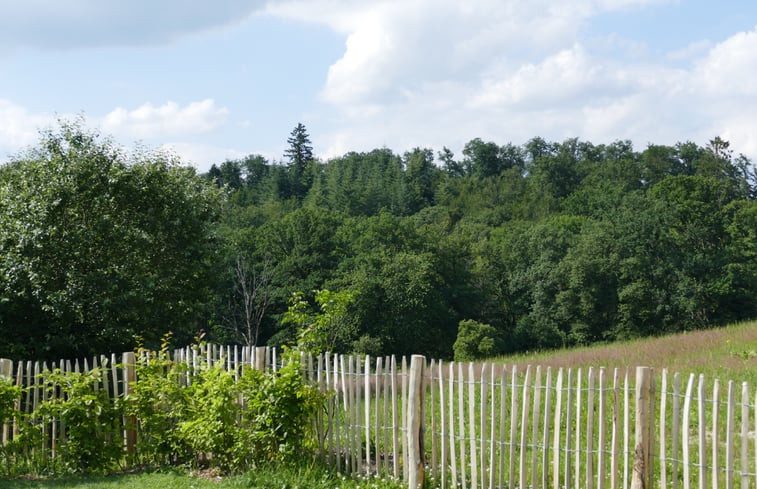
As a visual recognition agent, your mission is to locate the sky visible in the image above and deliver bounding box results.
[2,0,757,172]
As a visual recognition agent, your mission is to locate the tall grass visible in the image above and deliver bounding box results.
[491,320,757,384]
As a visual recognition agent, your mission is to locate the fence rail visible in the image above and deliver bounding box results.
[1,345,755,489]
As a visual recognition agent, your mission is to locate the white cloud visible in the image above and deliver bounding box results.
[0,0,265,49]
[0,99,239,172]
[102,100,229,139]
[0,100,55,159]
[693,26,757,96]
[268,0,757,162]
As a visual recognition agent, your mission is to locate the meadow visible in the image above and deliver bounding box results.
[492,320,757,385]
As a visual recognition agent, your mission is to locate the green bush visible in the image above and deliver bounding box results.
[127,344,323,474]
[0,375,21,476]
[453,319,501,361]
[234,352,321,464]
[124,339,191,467]
[37,368,123,474]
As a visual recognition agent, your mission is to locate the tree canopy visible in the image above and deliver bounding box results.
[0,122,222,359]
[2,121,756,361]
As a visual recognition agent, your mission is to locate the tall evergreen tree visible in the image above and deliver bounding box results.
[284,123,314,199]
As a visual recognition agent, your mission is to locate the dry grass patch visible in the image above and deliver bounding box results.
[492,320,757,384]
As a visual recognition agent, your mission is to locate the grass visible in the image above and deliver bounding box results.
[491,319,757,384]
[0,463,406,489]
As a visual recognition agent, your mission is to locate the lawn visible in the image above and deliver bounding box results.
[0,464,405,489]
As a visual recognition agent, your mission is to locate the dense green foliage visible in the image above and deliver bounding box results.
[1,121,756,360]
[0,122,222,360]
[0,344,321,478]
[208,132,757,358]
[125,343,321,473]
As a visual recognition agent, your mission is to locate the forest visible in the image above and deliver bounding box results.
[1,121,756,361]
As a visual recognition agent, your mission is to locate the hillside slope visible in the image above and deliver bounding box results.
[494,320,757,384]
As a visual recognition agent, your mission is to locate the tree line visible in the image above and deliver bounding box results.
[1,121,756,360]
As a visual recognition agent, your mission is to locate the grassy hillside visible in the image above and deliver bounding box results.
[493,320,757,385]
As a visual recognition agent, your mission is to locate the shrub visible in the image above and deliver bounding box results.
[124,338,191,467]
[453,319,501,361]
[234,351,322,465]
[127,343,323,474]
[36,368,123,474]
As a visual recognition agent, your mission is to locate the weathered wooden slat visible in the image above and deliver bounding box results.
[587,367,596,489]
[402,356,409,482]
[479,363,487,489]
[575,368,583,489]
[553,367,564,489]
[611,368,620,489]
[531,365,541,489]
[597,368,606,489]
[739,382,748,489]
[407,355,425,489]
[565,368,574,489]
[726,380,735,489]
[438,360,447,489]
[697,374,706,489]
[713,378,721,489]
[449,362,458,489]
[391,355,399,479]
[468,362,477,489]
[541,366,552,489]
[498,365,507,489]
[459,362,468,489]
[430,359,437,483]
[682,373,695,489]
[519,365,532,489]
[659,368,669,489]
[488,363,496,489]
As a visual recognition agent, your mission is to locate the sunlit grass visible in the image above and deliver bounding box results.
[490,320,757,384]
[0,463,406,489]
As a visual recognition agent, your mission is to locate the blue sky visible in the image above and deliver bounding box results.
[2,0,757,172]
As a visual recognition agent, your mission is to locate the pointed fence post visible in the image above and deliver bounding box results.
[122,351,137,463]
[0,359,13,444]
[631,367,655,489]
[407,355,426,489]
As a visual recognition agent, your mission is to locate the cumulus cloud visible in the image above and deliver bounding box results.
[693,26,757,96]
[102,100,229,139]
[0,100,55,159]
[268,0,757,162]
[0,0,265,49]
[0,99,238,172]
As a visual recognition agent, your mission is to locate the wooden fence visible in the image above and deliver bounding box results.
[1,345,756,489]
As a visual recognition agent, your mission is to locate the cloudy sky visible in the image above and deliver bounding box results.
[2,0,757,171]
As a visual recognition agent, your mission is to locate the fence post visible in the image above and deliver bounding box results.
[0,359,13,443]
[122,351,137,463]
[255,346,267,371]
[407,355,426,489]
[631,367,654,489]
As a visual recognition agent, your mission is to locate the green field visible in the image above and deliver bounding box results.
[0,464,405,489]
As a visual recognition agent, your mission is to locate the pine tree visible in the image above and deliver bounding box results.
[284,123,314,199]
[285,123,313,174]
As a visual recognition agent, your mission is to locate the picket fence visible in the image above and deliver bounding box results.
[1,344,756,489]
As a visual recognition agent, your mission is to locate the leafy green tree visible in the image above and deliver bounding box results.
[0,121,222,359]
[281,289,358,354]
[453,319,501,361]
[463,138,523,179]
